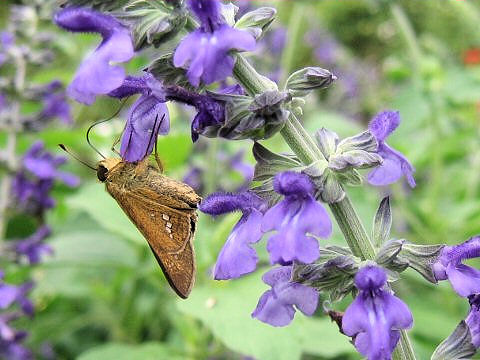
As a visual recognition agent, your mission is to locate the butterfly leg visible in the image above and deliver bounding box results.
[154,138,164,173]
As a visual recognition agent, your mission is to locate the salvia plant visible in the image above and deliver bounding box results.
[0,3,79,358]
[5,0,477,359]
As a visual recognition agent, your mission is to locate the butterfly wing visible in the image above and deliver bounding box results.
[105,181,197,299]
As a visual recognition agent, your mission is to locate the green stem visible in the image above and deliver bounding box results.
[330,197,375,259]
[233,53,416,360]
[390,4,422,73]
[280,3,306,86]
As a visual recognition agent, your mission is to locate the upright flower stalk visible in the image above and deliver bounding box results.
[232,52,416,360]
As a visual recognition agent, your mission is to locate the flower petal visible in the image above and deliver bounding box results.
[120,95,169,163]
[368,111,400,142]
[446,263,480,297]
[213,210,263,280]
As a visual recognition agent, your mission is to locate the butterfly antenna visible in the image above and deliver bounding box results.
[86,99,128,159]
[58,144,96,171]
[143,114,163,159]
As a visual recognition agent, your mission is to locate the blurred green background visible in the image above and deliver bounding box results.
[2,0,480,359]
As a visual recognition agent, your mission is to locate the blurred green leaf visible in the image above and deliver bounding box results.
[177,271,353,360]
[77,342,183,360]
[157,133,193,171]
[67,182,144,244]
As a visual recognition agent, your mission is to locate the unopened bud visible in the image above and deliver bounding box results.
[286,67,336,97]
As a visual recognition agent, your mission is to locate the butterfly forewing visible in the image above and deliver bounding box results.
[102,160,200,299]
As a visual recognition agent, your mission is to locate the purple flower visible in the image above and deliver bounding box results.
[15,226,53,265]
[54,8,134,105]
[0,314,31,360]
[0,272,34,315]
[200,191,266,279]
[466,294,480,348]
[23,141,79,186]
[262,171,332,265]
[12,143,79,213]
[174,0,256,86]
[109,74,170,162]
[342,265,413,360]
[1,32,14,50]
[367,111,416,188]
[40,91,72,125]
[433,236,480,297]
[252,265,318,326]
[12,174,55,211]
[183,166,204,194]
[120,96,169,163]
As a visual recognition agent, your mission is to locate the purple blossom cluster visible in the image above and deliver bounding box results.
[1,141,79,358]
[0,5,80,358]
[200,171,331,325]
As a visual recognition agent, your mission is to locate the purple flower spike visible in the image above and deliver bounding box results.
[174,0,256,86]
[15,225,53,265]
[200,191,266,280]
[342,265,413,360]
[252,266,318,327]
[367,111,416,188]
[0,273,34,315]
[262,171,332,265]
[54,8,134,105]
[466,295,480,348]
[23,141,80,187]
[433,236,480,297]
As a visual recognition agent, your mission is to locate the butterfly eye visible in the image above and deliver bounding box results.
[97,165,109,182]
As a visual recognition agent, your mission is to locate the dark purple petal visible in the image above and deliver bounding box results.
[354,264,387,291]
[0,285,18,309]
[466,295,480,348]
[252,266,318,327]
[187,0,223,32]
[55,8,134,105]
[22,141,79,187]
[262,173,331,265]
[174,25,255,86]
[120,94,169,163]
[368,111,415,188]
[369,111,400,142]
[200,191,266,215]
[218,84,245,95]
[214,209,263,279]
[183,167,204,193]
[41,92,72,124]
[433,236,480,297]
[108,75,149,99]
[273,171,314,197]
[342,266,413,360]
[368,143,416,188]
[15,225,52,264]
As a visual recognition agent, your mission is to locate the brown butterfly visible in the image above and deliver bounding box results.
[96,157,201,299]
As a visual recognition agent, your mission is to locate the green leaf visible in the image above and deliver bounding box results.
[156,133,193,171]
[177,271,353,360]
[78,342,183,360]
[44,228,137,268]
[372,196,392,248]
[67,182,144,244]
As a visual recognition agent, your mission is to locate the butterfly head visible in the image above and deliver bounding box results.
[97,158,122,182]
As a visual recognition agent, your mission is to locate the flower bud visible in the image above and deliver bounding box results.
[120,1,187,50]
[286,67,336,97]
[431,321,477,360]
[235,7,277,40]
